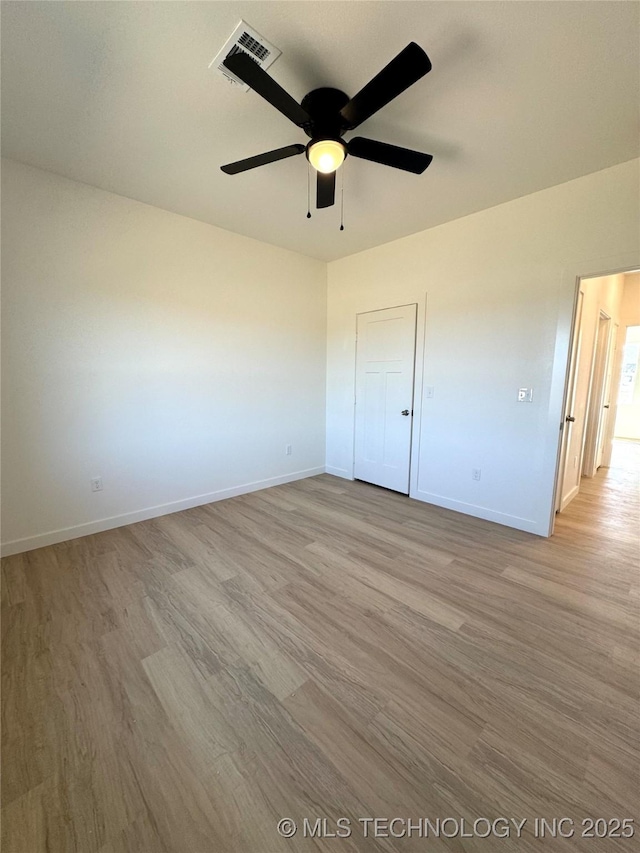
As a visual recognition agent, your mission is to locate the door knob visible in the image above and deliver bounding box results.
[566,415,575,422]
[401,409,410,416]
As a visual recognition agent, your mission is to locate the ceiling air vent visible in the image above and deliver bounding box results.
[209,21,281,91]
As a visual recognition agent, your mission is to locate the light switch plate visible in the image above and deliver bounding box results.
[518,388,533,402]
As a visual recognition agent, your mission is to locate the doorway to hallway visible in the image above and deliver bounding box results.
[556,269,639,514]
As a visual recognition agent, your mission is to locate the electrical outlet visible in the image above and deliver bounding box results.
[472,468,481,481]
[518,387,533,402]
[425,386,434,399]
[285,444,292,456]
[91,477,103,492]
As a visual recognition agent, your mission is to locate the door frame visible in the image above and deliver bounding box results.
[548,252,639,535]
[351,302,420,489]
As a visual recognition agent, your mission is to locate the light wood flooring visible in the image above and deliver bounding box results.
[2,443,639,851]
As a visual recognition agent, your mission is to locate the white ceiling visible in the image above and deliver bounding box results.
[2,1,638,261]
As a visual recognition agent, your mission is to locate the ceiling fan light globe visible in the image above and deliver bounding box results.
[308,140,345,174]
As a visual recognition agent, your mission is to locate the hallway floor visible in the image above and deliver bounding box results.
[555,438,640,543]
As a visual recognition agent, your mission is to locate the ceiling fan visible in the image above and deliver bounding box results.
[220,42,433,211]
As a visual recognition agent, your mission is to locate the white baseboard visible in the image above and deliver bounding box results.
[558,484,580,512]
[412,489,543,536]
[325,466,353,480]
[0,467,325,557]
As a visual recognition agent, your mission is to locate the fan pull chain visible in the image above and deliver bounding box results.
[339,164,345,231]
[306,163,311,218]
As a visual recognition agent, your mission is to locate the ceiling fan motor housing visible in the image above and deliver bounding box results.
[300,87,350,149]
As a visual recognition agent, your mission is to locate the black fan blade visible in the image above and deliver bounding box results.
[348,137,433,174]
[221,144,305,175]
[223,52,310,127]
[316,171,336,208]
[340,43,432,130]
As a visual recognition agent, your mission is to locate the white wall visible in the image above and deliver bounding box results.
[1,159,327,555]
[614,273,640,440]
[4,158,639,553]
[327,159,640,536]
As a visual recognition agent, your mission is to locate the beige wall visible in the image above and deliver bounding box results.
[1,159,327,555]
[614,273,640,440]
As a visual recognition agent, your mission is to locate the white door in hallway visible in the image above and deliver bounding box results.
[354,304,417,494]
[558,291,585,511]
[596,323,618,469]
[583,312,612,476]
